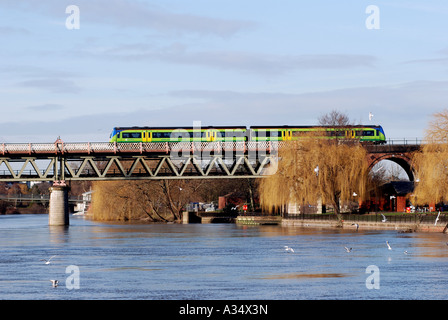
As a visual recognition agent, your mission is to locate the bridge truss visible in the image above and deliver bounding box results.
[0,140,421,182]
[0,141,278,182]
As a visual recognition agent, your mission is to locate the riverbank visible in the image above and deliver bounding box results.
[233,214,448,233]
[281,218,447,233]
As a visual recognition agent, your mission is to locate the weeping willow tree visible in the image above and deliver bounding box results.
[259,135,369,221]
[411,110,448,206]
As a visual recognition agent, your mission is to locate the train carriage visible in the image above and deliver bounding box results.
[109,126,247,143]
[110,125,386,144]
[249,125,386,144]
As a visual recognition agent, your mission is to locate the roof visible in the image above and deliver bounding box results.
[381,181,414,196]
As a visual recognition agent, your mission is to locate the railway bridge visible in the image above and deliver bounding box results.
[0,138,421,225]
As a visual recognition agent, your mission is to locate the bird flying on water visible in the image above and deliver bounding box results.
[352,223,359,231]
[344,247,352,253]
[386,241,392,250]
[41,255,56,265]
[50,280,58,287]
[381,214,387,223]
[284,246,294,253]
[434,211,441,226]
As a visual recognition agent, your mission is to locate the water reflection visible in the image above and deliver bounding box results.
[259,273,350,280]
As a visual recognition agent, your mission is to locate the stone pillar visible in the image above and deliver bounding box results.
[182,211,189,224]
[49,182,70,226]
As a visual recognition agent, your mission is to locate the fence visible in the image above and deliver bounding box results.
[285,213,448,225]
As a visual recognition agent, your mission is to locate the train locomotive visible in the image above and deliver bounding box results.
[109,125,386,144]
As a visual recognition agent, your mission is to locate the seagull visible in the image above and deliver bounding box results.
[41,255,56,265]
[386,241,392,250]
[284,246,294,253]
[434,211,441,226]
[381,214,387,223]
[404,251,408,255]
[369,112,374,121]
[352,223,359,231]
[50,280,58,287]
[344,247,352,253]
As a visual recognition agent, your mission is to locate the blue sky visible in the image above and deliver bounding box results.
[1,0,448,142]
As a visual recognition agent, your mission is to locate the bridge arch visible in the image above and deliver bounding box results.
[367,153,415,181]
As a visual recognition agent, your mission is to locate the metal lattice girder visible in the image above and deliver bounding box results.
[58,155,277,180]
[0,157,56,181]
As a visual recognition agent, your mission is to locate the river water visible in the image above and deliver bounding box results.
[0,214,447,300]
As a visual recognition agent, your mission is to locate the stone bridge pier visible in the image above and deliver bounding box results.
[49,181,70,226]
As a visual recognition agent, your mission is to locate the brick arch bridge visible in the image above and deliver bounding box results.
[365,143,421,181]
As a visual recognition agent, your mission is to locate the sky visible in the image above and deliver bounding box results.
[1,0,448,142]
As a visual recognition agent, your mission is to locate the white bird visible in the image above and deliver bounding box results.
[41,255,56,265]
[369,112,374,121]
[50,280,58,287]
[284,246,294,253]
[352,223,359,231]
[404,251,408,255]
[386,241,392,250]
[381,214,387,223]
[314,165,319,177]
[434,211,441,226]
[344,247,352,253]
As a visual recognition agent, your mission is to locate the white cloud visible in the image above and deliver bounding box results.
[82,42,377,75]
[17,78,81,94]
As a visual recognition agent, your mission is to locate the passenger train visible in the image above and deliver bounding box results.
[109,125,386,144]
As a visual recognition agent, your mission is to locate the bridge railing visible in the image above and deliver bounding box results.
[0,194,83,202]
[386,138,423,145]
[0,141,281,155]
[1,139,426,156]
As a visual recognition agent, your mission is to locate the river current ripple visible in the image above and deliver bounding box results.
[0,214,447,300]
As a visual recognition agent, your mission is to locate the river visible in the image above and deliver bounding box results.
[0,214,447,300]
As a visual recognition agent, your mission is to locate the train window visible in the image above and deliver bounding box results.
[152,132,172,138]
[253,130,280,138]
[362,131,374,136]
[121,132,141,139]
[223,129,244,138]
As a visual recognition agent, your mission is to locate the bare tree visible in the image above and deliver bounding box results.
[425,109,448,143]
[90,179,208,222]
[318,110,353,126]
